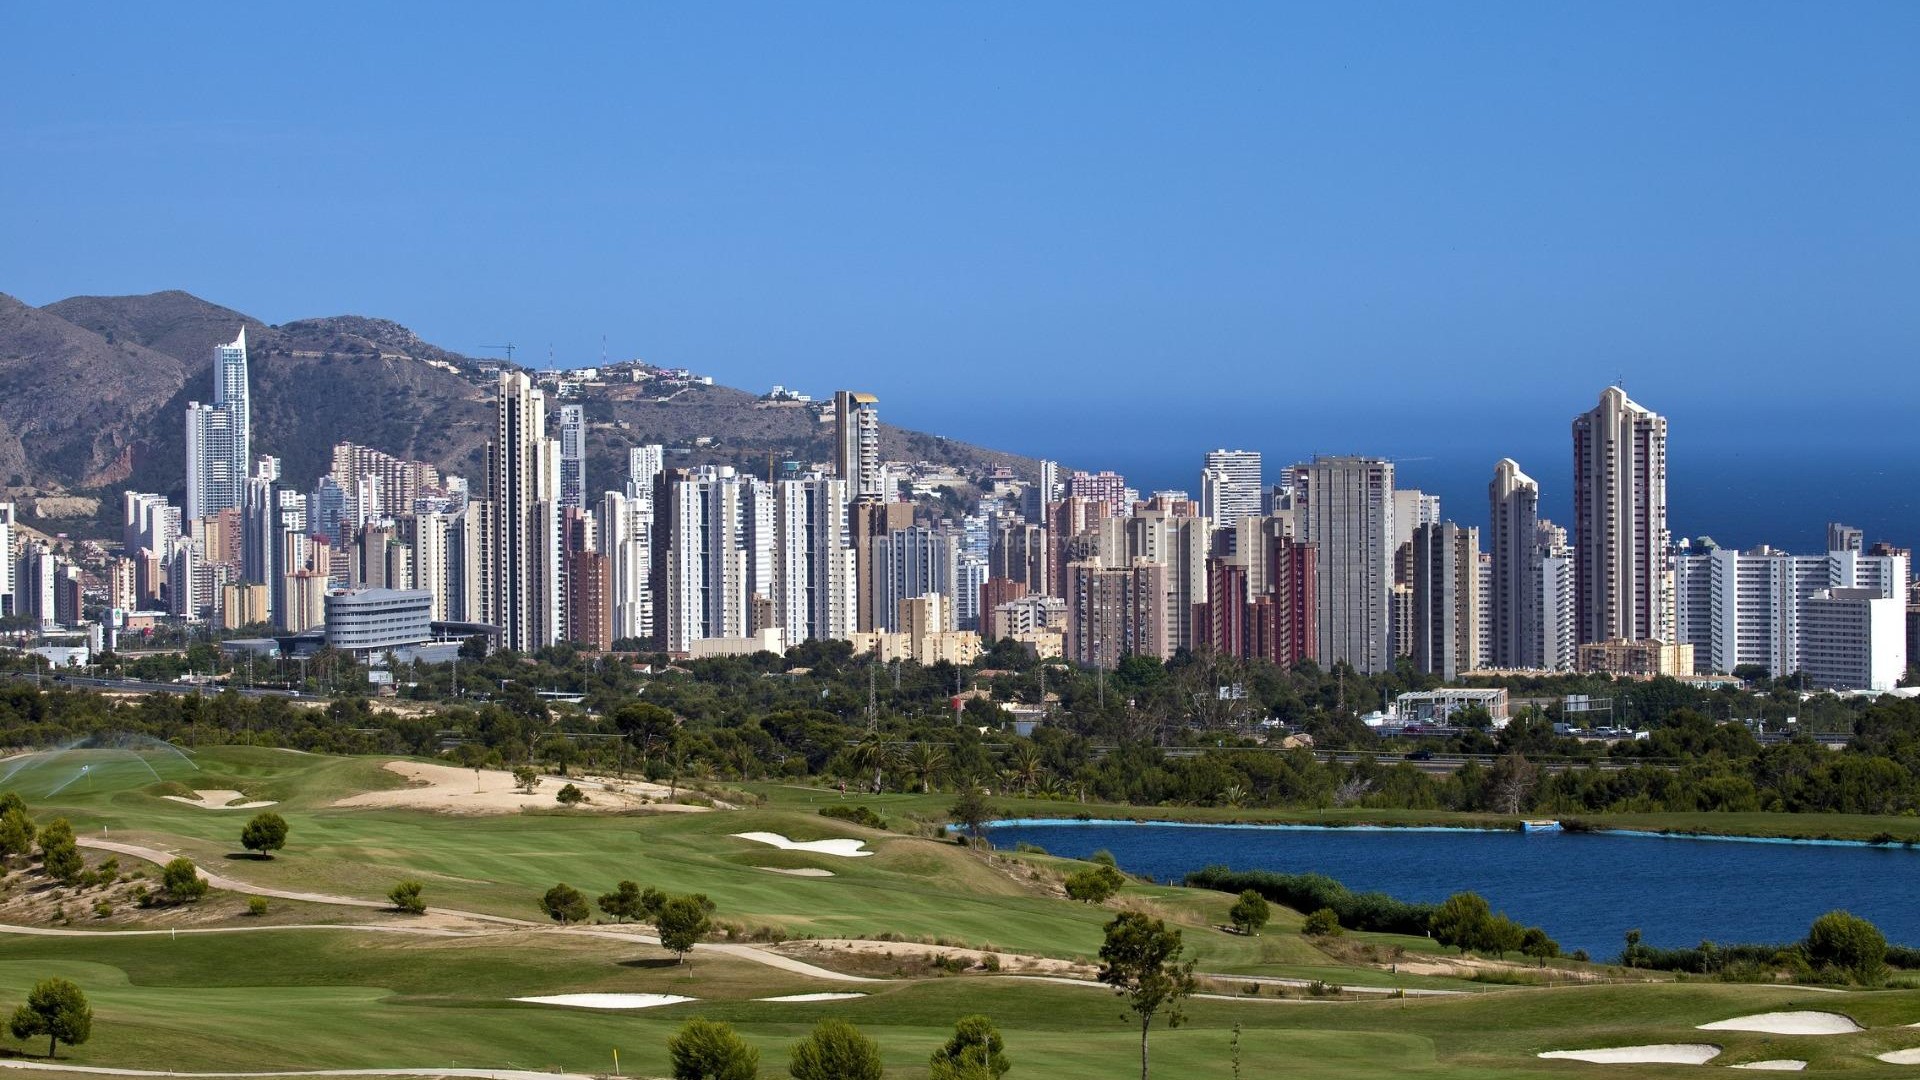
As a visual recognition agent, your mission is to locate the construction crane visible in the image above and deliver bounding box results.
[479,343,517,363]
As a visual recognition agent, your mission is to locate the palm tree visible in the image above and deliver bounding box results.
[1005,743,1045,794]
[847,731,897,794]
[905,744,948,794]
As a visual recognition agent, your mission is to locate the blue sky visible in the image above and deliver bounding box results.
[3,3,1916,544]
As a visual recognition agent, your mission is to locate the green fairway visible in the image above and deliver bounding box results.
[10,747,1920,1078]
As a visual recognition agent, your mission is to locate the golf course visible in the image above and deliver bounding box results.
[3,743,1920,1078]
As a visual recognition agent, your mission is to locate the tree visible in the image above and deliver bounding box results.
[1300,907,1340,938]
[161,857,207,902]
[1064,863,1125,904]
[614,702,678,766]
[555,783,586,806]
[658,893,715,964]
[929,1014,1009,1080]
[1487,752,1540,815]
[1806,910,1887,985]
[37,819,81,885]
[905,743,949,794]
[949,787,998,844]
[669,1017,760,1080]
[1521,927,1560,965]
[1484,914,1525,959]
[1428,892,1493,956]
[1098,911,1197,1080]
[0,804,36,859]
[388,880,426,914]
[847,731,896,794]
[240,812,288,857]
[598,879,645,922]
[512,765,540,794]
[540,882,589,924]
[787,1018,882,1080]
[1230,891,1272,936]
[8,978,91,1059]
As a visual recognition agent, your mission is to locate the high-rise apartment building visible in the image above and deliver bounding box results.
[1411,521,1481,680]
[1066,558,1169,669]
[875,526,960,632]
[833,391,884,499]
[0,503,13,617]
[1799,588,1907,691]
[652,466,767,652]
[772,476,857,644]
[627,444,665,499]
[328,443,443,519]
[1200,450,1262,531]
[1827,522,1864,554]
[487,372,561,652]
[1674,544,1909,678]
[1291,456,1395,674]
[558,404,587,511]
[599,490,653,644]
[185,328,251,521]
[1488,458,1542,668]
[1572,387,1671,644]
[1067,470,1128,515]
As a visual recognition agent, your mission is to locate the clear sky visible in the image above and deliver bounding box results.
[4,3,1916,545]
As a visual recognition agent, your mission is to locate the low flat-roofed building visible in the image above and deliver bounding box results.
[1392,687,1510,727]
[324,588,433,659]
[1577,638,1694,679]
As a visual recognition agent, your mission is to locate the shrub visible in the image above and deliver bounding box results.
[555,783,586,806]
[819,804,886,830]
[246,897,269,917]
[1301,907,1342,937]
[1185,866,1435,935]
[91,900,112,919]
[1063,863,1125,904]
[667,1017,758,1080]
[788,1018,883,1080]
[388,880,426,915]
[161,858,207,902]
[1806,910,1887,985]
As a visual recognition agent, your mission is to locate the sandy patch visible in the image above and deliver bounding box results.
[1878,1049,1920,1065]
[512,993,694,1010]
[163,790,276,810]
[759,993,865,1002]
[332,761,711,815]
[1538,1045,1721,1065]
[733,832,871,857]
[1698,1012,1860,1036]
[757,866,835,877]
[1730,1062,1807,1072]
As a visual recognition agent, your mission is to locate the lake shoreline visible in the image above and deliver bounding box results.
[976,814,1920,851]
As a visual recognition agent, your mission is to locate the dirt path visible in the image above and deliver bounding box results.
[0,1064,593,1080]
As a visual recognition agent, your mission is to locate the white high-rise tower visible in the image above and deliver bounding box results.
[1572,387,1671,644]
[185,328,251,521]
[1200,449,1262,530]
[488,372,561,652]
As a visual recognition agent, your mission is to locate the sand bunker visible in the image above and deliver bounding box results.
[512,993,694,1010]
[757,866,835,877]
[1538,1045,1721,1065]
[333,761,707,815]
[1878,1049,1920,1065]
[1730,1062,1807,1072]
[733,832,872,857]
[759,993,865,1002]
[163,790,276,810]
[1699,1012,1861,1036]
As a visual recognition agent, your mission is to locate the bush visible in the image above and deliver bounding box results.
[667,1017,758,1080]
[1063,863,1125,904]
[819,805,886,830]
[246,897,269,917]
[1185,866,1435,935]
[1806,910,1887,985]
[555,783,586,806]
[37,820,82,885]
[788,1018,883,1080]
[161,858,207,902]
[1301,907,1342,937]
[91,900,112,919]
[388,880,426,915]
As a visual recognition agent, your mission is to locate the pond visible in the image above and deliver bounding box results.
[981,819,1920,958]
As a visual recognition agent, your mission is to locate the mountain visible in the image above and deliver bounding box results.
[3,289,1037,533]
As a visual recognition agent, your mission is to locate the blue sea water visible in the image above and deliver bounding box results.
[981,820,1920,957]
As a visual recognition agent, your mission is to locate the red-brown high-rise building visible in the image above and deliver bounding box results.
[564,550,611,650]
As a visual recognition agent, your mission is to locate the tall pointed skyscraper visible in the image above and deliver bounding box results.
[1572,387,1671,644]
[558,404,586,511]
[185,328,251,521]
[833,391,883,499]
